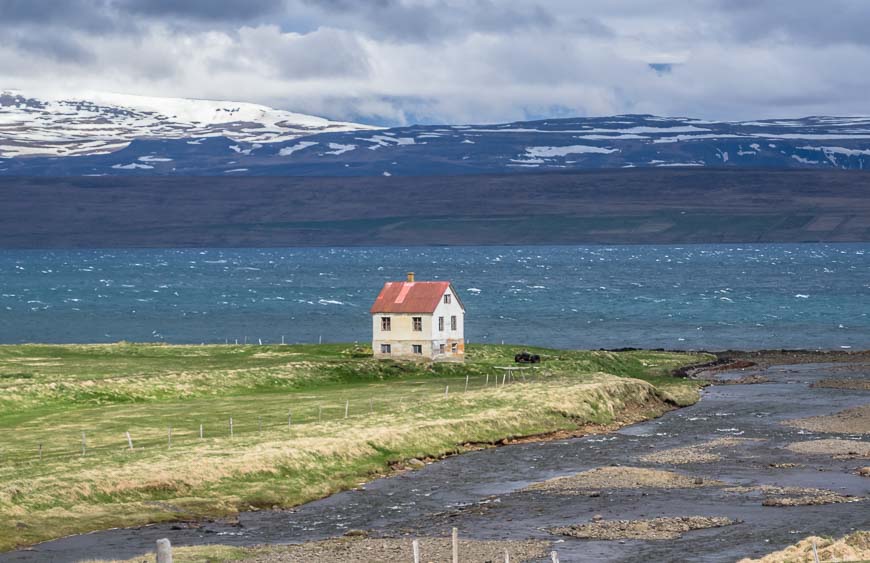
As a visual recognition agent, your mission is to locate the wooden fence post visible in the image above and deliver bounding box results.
[38,443,42,461]
[452,527,459,563]
[229,417,234,438]
[199,424,203,439]
[288,410,292,428]
[167,427,172,449]
[465,375,469,392]
[156,538,172,563]
[504,549,510,563]
[445,385,449,398]
[550,550,559,563]
[345,400,349,419]
[412,539,420,563]
[126,431,134,450]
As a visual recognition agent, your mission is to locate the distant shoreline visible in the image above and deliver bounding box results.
[1,169,868,247]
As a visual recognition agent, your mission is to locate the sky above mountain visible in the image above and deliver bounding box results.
[1,0,869,126]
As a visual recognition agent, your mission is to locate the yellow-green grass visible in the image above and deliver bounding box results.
[0,343,710,552]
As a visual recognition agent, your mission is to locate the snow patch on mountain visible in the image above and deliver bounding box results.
[525,145,619,157]
[279,141,318,156]
[0,89,377,158]
[324,143,357,155]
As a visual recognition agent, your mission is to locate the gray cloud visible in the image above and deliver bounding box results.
[1,1,869,125]
[118,0,286,22]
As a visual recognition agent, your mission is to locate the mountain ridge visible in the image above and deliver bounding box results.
[2,90,870,177]
[0,89,379,159]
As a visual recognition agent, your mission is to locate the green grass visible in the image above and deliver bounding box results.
[0,343,710,552]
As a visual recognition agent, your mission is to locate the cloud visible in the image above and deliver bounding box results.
[119,0,284,21]
[1,1,870,125]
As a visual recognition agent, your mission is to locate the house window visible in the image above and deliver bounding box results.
[381,317,391,331]
[444,294,451,304]
[438,316,444,331]
[451,343,458,353]
[439,343,446,354]
[412,317,422,331]
[381,344,391,354]
[412,344,423,354]
[450,315,457,330]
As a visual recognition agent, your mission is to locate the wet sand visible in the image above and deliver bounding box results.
[784,404,870,435]
[813,378,870,391]
[551,516,736,541]
[2,361,869,563]
[524,466,717,493]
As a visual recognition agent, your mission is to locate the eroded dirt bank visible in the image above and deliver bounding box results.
[2,360,868,563]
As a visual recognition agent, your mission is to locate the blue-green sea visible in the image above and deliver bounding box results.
[0,244,867,350]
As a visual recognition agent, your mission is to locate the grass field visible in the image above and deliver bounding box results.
[0,342,711,552]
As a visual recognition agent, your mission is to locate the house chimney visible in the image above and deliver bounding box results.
[407,272,415,282]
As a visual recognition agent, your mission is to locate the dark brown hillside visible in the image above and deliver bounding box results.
[0,169,868,247]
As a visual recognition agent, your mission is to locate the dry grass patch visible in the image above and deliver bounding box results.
[737,530,870,563]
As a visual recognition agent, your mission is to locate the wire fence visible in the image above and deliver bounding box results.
[0,368,541,471]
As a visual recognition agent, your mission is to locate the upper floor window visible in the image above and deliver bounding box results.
[438,316,444,331]
[381,317,391,331]
[450,315,457,331]
[412,317,422,331]
[444,294,452,304]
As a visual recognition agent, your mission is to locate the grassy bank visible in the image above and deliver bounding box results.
[0,343,710,551]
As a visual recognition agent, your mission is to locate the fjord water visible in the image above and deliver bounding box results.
[0,244,867,350]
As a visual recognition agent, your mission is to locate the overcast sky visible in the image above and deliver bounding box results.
[2,0,869,125]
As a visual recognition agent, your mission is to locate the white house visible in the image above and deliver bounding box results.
[370,272,465,361]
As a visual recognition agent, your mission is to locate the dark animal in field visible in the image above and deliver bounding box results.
[515,351,541,364]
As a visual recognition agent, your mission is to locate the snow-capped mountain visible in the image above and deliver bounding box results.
[0,89,378,158]
[2,94,870,175]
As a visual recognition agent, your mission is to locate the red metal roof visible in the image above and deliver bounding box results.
[370,281,453,313]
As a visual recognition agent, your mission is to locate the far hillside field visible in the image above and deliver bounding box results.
[0,343,710,551]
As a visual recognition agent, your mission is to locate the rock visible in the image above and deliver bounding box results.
[407,458,426,468]
[694,477,704,485]
[858,467,870,477]
[344,529,368,538]
[592,514,604,522]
